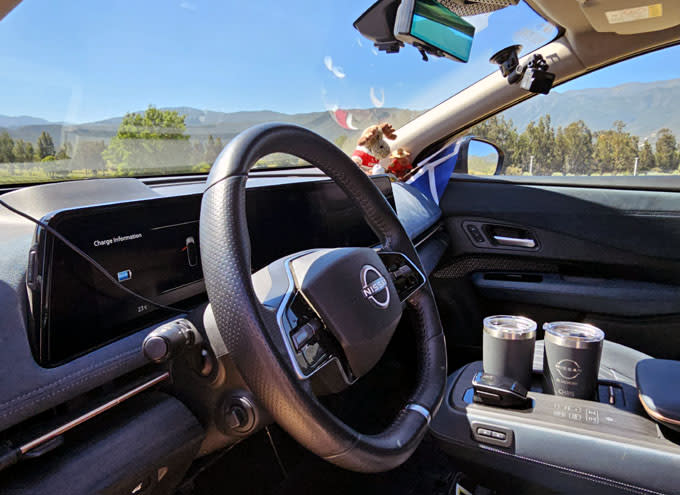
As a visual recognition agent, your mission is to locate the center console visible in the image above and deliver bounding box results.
[431,359,680,494]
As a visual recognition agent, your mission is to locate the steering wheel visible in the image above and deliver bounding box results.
[200,123,447,472]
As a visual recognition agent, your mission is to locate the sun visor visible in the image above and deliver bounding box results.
[579,0,680,35]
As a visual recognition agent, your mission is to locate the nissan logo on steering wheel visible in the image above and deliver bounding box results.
[360,265,390,309]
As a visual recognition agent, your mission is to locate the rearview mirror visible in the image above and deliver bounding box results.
[394,0,475,62]
[354,0,477,63]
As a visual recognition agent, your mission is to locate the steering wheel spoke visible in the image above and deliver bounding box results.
[283,289,360,383]
[251,251,333,380]
[377,250,427,305]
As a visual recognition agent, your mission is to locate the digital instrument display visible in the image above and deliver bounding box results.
[31,177,394,365]
[41,196,204,365]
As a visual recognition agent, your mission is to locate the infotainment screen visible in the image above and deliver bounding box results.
[31,176,394,365]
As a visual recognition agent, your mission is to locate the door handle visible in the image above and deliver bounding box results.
[492,235,536,248]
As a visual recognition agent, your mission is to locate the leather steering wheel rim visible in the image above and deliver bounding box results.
[200,123,447,472]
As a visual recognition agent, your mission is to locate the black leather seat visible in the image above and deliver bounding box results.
[533,339,651,387]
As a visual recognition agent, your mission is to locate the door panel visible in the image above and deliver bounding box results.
[433,177,680,366]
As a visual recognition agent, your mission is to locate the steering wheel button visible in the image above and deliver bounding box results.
[301,342,325,366]
[291,327,312,351]
[291,320,321,351]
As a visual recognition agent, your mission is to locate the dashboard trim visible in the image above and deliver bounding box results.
[19,371,170,455]
[414,223,444,248]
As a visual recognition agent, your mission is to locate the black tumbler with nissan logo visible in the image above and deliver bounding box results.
[543,322,605,400]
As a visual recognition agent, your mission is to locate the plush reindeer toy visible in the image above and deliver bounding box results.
[351,123,397,175]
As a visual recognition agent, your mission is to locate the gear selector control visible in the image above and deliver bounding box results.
[472,372,531,409]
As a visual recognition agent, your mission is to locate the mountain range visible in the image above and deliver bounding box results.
[0,107,423,151]
[0,115,52,128]
[503,78,680,141]
[1,78,678,149]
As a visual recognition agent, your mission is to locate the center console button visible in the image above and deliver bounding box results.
[477,427,493,437]
[471,422,513,447]
[490,431,506,440]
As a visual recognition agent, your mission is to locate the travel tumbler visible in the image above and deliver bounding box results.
[483,315,537,389]
[543,321,605,400]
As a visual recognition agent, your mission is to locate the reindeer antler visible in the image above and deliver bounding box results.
[379,123,397,140]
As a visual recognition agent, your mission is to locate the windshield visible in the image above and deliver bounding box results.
[0,0,555,184]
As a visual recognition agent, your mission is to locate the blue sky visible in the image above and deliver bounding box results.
[0,0,677,123]
[554,44,680,92]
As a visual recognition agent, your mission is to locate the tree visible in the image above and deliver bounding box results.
[520,115,559,175]
[40,155,58,177]
[334,134,349,152]
[593,121,638,174]
[102,105,191,174]
[55,142,71,160]
[203,134,224,165]
[638,140,656,173]
[37,131,55,159]
[0,132,15,163]
[192,162,212,173]
[203,135,224,164]
[470,115,521,168]
[12,139,35,163]
[71,141,106,174]
[655,128,678,172]
[191,141,205,165]
[555,120,593,175]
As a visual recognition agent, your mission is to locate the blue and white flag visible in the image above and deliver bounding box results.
[406,140,460,204]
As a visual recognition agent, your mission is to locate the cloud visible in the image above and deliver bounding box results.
[179,2,197,11]
[323,56,346,79]
[356,37,363,47]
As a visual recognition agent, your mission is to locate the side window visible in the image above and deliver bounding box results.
[468,44,680,177]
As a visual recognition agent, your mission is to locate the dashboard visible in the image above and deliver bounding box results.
[0,171,444,492]
[26,177,394,366]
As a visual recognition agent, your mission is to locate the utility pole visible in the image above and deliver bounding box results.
[633,157,638,176]
[529,155,534,176]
